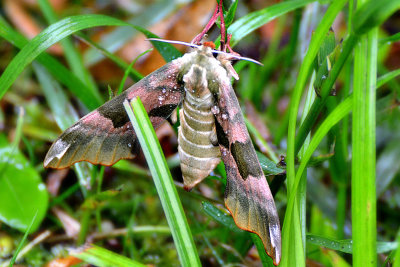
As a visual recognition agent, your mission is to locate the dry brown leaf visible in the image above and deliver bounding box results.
[52,207,81,238]
[4,0,63,55]
[47,169,69,196]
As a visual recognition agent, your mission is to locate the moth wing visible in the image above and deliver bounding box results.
[44,61,185,169]
[214,78,281,265]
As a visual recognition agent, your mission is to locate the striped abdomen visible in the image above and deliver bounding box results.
[178,64,220,190]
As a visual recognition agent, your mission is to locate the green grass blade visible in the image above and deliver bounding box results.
[202,202,244,234]
[117,49,153,95]
[281,1,347,266]
[351,8,378,264]
[0,14,130,101]
[72,245,147,267]
[306,234,397,254]
[285,97,352,266]
[75,33,144,82]
[134,26,182,62]
[123,98,200,267]
[282,62,399,246]
[352,0,400,35]
[9,211,38,267]
[394,230,400,267]
[0,16,101,110]
[294,34,358,155]
[37,0,99,95]
[83,1,178,66]
[228,0,316,47]
[379,32,400,44]
[377,68,400,88]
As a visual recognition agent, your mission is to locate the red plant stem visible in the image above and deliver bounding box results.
[191,4,219,45]
[218,0,227,51]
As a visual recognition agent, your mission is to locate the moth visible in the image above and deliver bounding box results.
[44,44,281,265]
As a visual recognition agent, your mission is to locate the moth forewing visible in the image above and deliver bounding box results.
[212,55,282,265]
[44,59,187,169]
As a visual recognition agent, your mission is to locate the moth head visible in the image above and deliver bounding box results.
[146,38,262,65]
[183,64,209,97]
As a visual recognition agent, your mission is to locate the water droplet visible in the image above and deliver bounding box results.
[158,95,165,102]
[128,143,132,148]
[211,106,220,115]
[162,88,167,94]
[168,75,171,78]
[221,113,228,120]
[127,125,130,129]
[174,86,177,89]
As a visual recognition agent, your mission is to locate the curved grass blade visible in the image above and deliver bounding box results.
[83,1,178,66]
[395,230,400,267]
[306,234,397,254]
[74,33,144,82]
[71,245,146,267]
[117,48,153,95]
[37,0,99,96]
[0,16,100,110]
[202,202,243,233]
[0,14,130,101]
[124,98,200,267]
[135,26,182,62]
[284,65,400,247]
[281,1,348,266]
[8,212,37,267]
[227,0,316,47]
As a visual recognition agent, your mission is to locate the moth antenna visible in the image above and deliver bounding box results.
[214,50,264,66]
[146,38,200,48]
[147,38,263,66]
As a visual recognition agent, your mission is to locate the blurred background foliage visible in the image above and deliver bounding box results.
[0,0,399,266]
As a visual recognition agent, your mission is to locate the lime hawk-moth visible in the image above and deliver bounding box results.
[44,44,281,265]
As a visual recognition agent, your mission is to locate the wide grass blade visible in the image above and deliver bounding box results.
[0,14,130,101]
[124,98,200,267]
[281,1,347,266]
[37,0,99,94]
[351,0,378,262]
[228,0,316,46]
[8,212,37,267]
[72,245,147,267]
[0,16,100,110]
[306,234,397,254]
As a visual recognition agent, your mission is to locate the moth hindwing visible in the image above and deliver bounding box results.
[44,59,186,168]
[44,45,281,265]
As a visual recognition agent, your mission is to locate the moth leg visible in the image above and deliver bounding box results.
[209,125,219,146]
[169,108,178,124]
